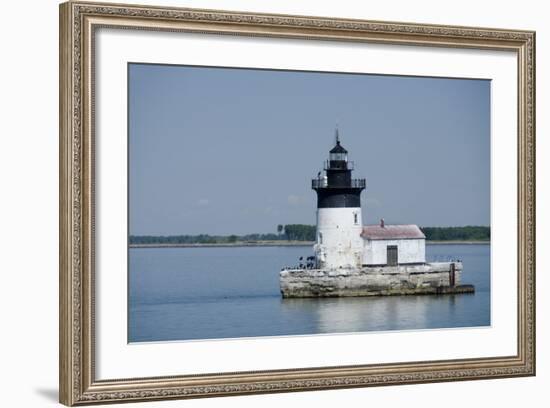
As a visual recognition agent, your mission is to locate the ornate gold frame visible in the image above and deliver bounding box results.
[59,1,536,405]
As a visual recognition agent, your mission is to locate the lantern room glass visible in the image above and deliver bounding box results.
[330,152,347,161]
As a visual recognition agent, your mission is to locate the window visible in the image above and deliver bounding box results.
[353,212,358,225]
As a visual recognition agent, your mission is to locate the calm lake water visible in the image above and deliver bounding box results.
[129,244,490,342]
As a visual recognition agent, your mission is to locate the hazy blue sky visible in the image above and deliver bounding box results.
[129,63,490,236]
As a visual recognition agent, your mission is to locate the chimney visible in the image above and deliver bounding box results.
[380,218,385,228]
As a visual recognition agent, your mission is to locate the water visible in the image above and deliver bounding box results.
[129,244,490,342]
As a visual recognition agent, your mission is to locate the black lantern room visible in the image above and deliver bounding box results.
[312,131,366,208]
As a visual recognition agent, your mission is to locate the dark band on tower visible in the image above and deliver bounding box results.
[312,130,366,208]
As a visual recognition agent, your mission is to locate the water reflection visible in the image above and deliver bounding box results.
[280,294,472,334]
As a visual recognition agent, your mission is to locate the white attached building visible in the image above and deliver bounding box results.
[361,222,426,266]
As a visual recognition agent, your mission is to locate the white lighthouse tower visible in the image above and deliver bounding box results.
[312,131,366,269]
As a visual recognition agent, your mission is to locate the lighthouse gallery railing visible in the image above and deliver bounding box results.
[311,178,366,189]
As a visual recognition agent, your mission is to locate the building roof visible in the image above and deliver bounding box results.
[361,224,426,240]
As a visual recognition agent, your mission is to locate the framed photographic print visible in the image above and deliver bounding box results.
[59,1,536,405]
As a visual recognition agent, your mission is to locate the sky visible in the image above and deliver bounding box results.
[129,63,490,236]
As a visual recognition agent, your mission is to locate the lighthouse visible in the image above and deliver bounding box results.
[312,131,366,269]
[280,129,473,297]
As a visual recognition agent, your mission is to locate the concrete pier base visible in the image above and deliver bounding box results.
[279,262,474,298]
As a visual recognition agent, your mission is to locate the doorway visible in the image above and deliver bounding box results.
[387,245,398,266]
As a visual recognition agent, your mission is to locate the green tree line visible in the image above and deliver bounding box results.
[129,225,489,245]
[130,233,281,245]
[281,224,316,241]
[129,224,316,245]
[420,226,490,241]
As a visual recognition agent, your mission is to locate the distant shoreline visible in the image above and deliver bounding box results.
[426,240,489,245]
[129,240,489,248]
[129,240,314,248]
